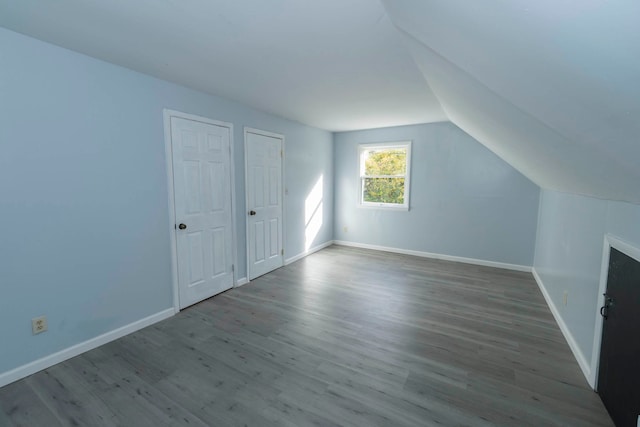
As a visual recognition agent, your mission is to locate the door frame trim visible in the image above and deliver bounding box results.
[590,233,640,389]
[163,109,238,312]
[243,127,285,282]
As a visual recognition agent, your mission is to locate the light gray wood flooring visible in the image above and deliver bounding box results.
[0,246,613,426]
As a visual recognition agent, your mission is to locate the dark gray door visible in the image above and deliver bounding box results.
[598,247,640,426]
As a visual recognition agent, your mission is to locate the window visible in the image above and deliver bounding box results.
[358,141,411,210]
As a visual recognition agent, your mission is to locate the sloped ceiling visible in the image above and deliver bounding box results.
[0,0,445,131]
[1,1,639,203]
[382,0,640,203]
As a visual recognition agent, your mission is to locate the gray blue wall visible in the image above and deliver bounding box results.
[333,123,540,266]
[0,27,333,376]
[534,190,640,367]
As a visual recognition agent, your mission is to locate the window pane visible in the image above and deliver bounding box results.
[363,178,405,204]
[364,149,406,176]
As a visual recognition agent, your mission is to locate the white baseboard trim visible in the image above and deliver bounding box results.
[332,240,531,272]
[235,277,249,287]
[285,240,334,266]
[0,308,174,388]
[531,268,591,382]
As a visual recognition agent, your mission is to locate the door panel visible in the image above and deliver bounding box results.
[269,219,279,257]
[255,221,265,262]
[171,116,234,309]
[211,227,226,276]
[598,247,640,427]
[246,129,283,280]
[184,161,201,213]
[209,163,225,212]
[254,166,265,208]
[269,167,279,205]
[187,232,204,285]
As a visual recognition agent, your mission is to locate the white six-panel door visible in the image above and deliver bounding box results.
[245,129,284,280]
[170,116,234,309]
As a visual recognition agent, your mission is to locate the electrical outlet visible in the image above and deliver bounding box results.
[32,316,48,335]
[343,226,348,233]
[563,291,568,306]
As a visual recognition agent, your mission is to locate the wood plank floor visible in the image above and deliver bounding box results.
[0,246,613,426]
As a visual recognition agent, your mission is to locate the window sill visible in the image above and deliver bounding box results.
[358,203,409,211]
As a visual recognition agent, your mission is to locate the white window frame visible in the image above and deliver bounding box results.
[358,141,411,210]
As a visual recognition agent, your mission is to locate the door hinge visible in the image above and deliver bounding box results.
[281,249,284,255]
[280,149,283,158]
[232,264,235,272]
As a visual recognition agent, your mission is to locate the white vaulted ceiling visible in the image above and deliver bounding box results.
[1,1,639,202]
[382,0,640,203]
[0,0,445,131]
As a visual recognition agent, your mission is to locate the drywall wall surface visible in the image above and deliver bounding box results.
[533,191,607,362]
[606,201,640,246]
[285,130,334,257]
[333,122,539,266]
[534,189,640,363]
[0,27,332,375]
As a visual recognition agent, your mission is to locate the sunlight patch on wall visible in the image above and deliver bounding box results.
[305,175,323,251]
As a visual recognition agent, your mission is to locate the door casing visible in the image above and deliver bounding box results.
[596,246,640,426]
[164,109,238,312]
[591,233,640,388]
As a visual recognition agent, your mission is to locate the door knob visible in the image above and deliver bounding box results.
[178,223,187,230]
[600,293,614,320]
[249,210,256,216]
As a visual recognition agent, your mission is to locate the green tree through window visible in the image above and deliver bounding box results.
[359,142,411,209]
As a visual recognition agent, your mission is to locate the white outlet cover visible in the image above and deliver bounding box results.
[32,316,48,334]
